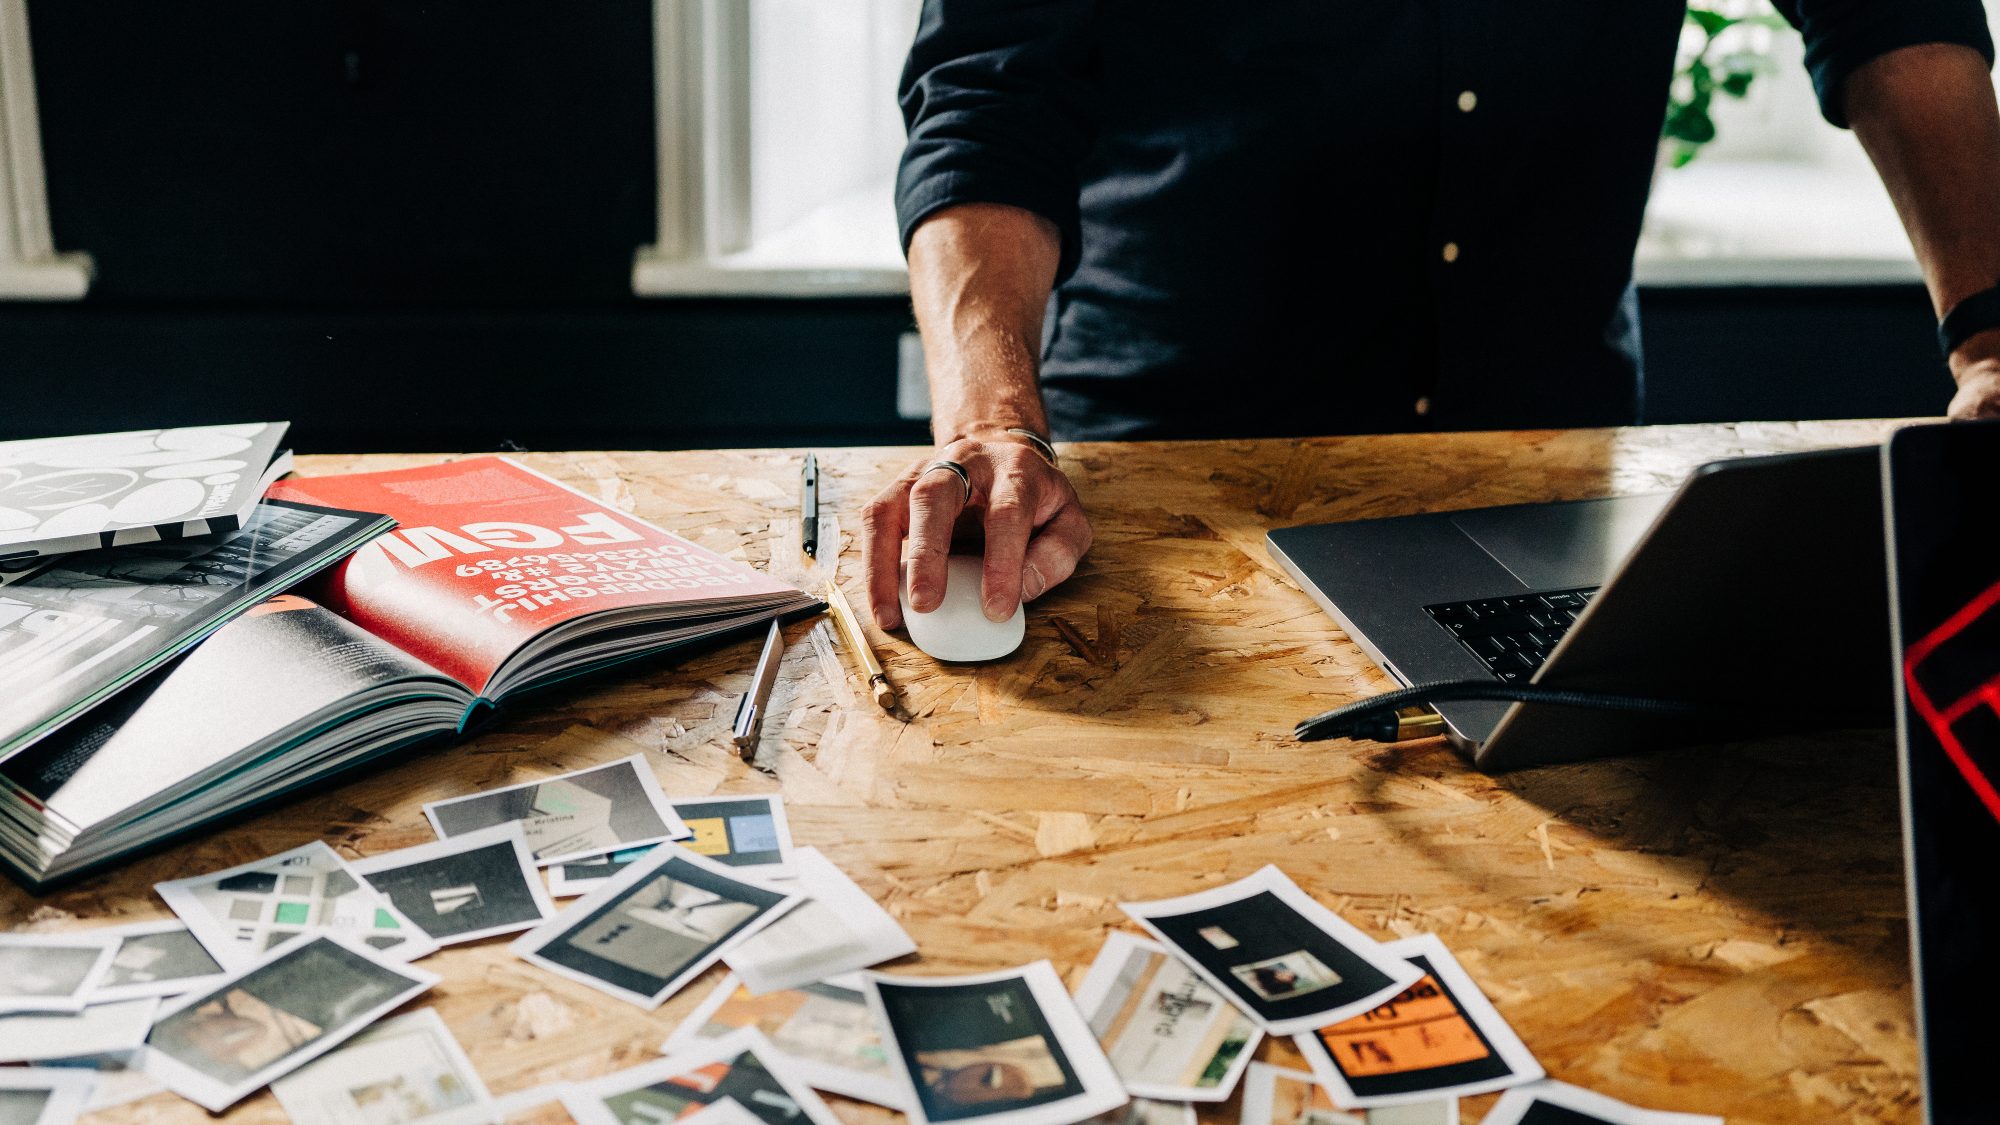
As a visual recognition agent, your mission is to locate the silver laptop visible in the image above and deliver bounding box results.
[1266,444,1889,770]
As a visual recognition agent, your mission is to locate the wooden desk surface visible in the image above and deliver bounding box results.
[10,420,1914,1124]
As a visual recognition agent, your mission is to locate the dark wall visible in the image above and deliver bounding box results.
[1,2,1956,452]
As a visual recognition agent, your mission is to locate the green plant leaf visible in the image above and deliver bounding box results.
[1687,9,1735,36]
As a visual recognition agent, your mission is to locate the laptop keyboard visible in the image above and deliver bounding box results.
[1423,586,1600,682]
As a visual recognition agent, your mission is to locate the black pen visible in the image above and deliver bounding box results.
[801,452,820,558]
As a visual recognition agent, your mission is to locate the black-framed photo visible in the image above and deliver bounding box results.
[864,962,1127,1125]
[511,846,798,1008]
[1122,866,1420,1035]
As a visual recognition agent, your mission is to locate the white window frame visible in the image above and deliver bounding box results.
[0,0,89,299]
[632,0,909,297]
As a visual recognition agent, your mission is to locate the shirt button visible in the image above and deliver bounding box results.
[1441,241,1461,263]
[1414,396,1432,417]
[1457,90,1478,113]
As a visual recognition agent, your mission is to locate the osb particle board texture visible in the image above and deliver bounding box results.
[3,421,1917,1124]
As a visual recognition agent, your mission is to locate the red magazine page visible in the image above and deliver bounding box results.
[270,457,797,693]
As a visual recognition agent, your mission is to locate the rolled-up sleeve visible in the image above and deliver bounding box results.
[896,0,1099,283]
[1771,0,1995,127]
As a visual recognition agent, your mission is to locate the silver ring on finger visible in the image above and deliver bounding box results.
[918,458,973,504]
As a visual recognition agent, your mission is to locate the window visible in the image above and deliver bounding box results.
[633,0,917,296]
[1638,5,2000,284]
[0,0,89,298]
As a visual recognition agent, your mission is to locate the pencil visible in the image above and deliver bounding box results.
[822,582,897,711]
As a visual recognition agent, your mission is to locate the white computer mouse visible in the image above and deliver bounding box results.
[900,555,1026,662]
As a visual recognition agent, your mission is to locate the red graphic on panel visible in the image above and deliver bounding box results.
[1905,576,2000,826]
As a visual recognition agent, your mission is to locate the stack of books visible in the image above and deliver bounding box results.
[0,424,818,888]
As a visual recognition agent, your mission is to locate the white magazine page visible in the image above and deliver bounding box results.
[83,920,228,1003]
[0,933,117,1015]
[351,822,557,946]
[0,1065,97,1125]
[1238,1063,1364,1125]
[663,971,909,1109]
[0,997,158,1061]
[511,844,801,1009]
[271,1007,493,1125]
[723,847,916,994]
[563,1026,844,1125]
[1482,1081,1723,1125]
[861,961,1128,1125]
[141,933,439,1113]
[1119,866,1421,1035]
[155,839,438,969]
[1293,933,1542,1108]
[1072,930,1261,1102]
[423,754,691,867]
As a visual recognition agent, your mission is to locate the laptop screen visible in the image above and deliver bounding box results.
[1886,420,2000,1122]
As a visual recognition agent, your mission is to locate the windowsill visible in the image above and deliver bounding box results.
[1635,157,1918,287]
[633,157,1924,296]
[633,176,910,297]
[0,254,92,300]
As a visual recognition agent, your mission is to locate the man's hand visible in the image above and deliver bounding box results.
[1948,333,2000,420]
[862,435,1091,631]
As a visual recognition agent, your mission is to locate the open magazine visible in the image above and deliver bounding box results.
[0,457,818,887]
[0,498,393,766]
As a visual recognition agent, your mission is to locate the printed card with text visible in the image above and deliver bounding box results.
[1294,933,1540,1107]
[1072,930,1261,1102]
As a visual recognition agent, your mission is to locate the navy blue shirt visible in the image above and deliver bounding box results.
[897,1,1994,441]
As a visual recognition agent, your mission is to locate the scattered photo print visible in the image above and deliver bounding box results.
[1481,1080,1720,1125]
[0,997,158,1062]
[423,755,688,867]
[722,847,916,995]
[1121,867,1421,1035]
[666,972,905,1108]
[0,1067,95,1125]
[1074,931,1260,1102]
[143,935,438,1112]
[563,1027,842,1125]
[155,841,436,969]
[1237,1063,1363,1125]
[352,823,555,946]
[551,793,795,895]
[512,847,798,1008]
[88,921,226,1002]
[865,962,1127,1125]
[1296,935,1541,1108]
[272,1008,492,1125]
[0,935,116,1014]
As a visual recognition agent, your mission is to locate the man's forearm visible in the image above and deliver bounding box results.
[1847,43,2000,328]
[907,203,1062,443]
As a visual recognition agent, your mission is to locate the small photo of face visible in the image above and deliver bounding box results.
[1230,952,1342,1002]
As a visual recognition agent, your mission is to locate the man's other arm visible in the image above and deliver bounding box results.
[1772,0,2000,416]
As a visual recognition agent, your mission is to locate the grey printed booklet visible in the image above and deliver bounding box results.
[0,422,293,566]
[0,457,815,890]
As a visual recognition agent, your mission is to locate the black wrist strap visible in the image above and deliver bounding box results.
[1939,284,2000,359]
